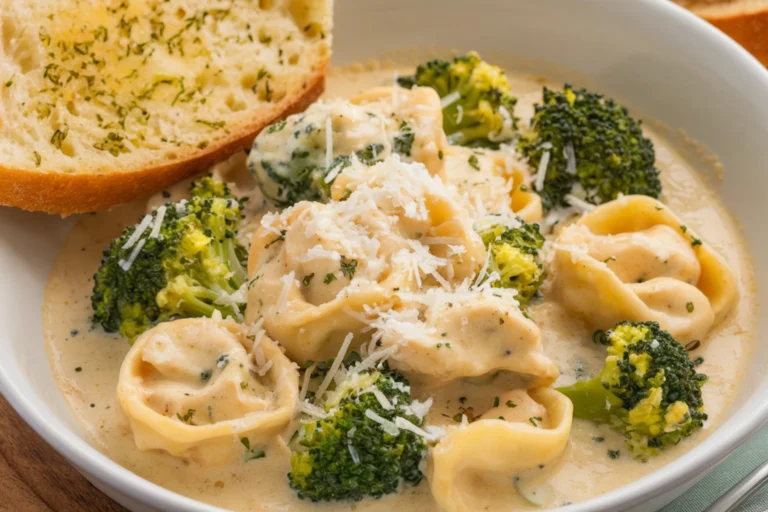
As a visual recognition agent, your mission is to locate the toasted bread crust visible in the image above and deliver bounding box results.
[703,9,768,66]
[0,67,325,216]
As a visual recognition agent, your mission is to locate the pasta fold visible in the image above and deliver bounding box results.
[429,388,573,512]
[117,318,298,466]
[552,195,738,342]
[247,157,485,364]
[371,287,558,387]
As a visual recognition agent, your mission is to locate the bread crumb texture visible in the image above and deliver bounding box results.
[0,0,331,175]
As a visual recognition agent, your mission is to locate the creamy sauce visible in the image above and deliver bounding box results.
[43,63,757,511]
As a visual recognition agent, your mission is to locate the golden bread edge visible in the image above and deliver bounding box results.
[683,1,768,66]
[0,66,326,216]
[704,9,768,66]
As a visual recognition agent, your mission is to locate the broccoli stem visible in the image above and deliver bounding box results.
[557,378,623,424]
[225,239,247,285]
[173,286,221,317]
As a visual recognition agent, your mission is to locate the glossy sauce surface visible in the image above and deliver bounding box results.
[43,62,757,511]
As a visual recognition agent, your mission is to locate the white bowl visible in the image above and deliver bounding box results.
[2,0,767,510]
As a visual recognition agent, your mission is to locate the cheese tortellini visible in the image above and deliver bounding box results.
[350,86,449,178]
[552,195,739,341]
[429,388,573,512]
[250,86,448,206]
[371,287,558,387]
[444,146,542,222]
[247,157,486,364]
[117,318,298,466]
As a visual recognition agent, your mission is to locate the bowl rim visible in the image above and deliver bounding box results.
[2,0,768,511]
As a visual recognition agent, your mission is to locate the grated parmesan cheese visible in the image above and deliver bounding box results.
[122,214,153,250]
[299,400,328,418]
[407,397,433,422]
[565,143,577,174]
[394,416,439,441]
[371,387,393,410]
[349,346,399,375]
[119,238,146,271]
[534,150,550,192]
[257,359,274,377]
[314,333,354,404]
[365,409,399,436]
[299,363,316,402]
[440,91,461,109]
[348,442,360,464]
[149,206,167,239]
[564,194,596,213]
[275,271,296,312]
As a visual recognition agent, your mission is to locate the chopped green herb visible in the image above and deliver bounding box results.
[468,154,480,170]
[177,408,195,424]
[51,125,69,150]
[438,149,444,160]
[529,416,542,427]
[267,120,287,133]
[324,273,337,284]
[302,273,315,286]
[592,436,604,443]
[680,225,687,233]
[493,396,500,408]
[691,237,702,247]
[240,437,266,461]
[592,330,608,345]
[75,367,82,372]
[608,449,620,459]
[264,230,286,248]
[216,354,229,369]
[506,400,517,408]
[195,119,225,129]
[394,120,415,156]
[686,302,694,313]
[339,256,358,279]
[70,329,79,337]
[519,184,529,192]
[200,369,212,381]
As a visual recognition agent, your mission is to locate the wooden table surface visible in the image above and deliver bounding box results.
[0,393,126,512]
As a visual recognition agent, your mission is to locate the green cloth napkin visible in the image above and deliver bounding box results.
[661,424,768,512]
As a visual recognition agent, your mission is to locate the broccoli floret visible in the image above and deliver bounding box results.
[557,321,707,460]
[91,177,248,341]
[398,51,517,148]
[520,84,661,210]
[476,219,545,307]
[288,367,427,502]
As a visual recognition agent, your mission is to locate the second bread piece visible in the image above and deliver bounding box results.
[676,0,768,66]
[0,0,332,215]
